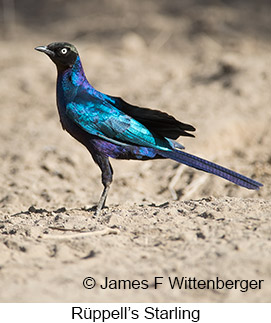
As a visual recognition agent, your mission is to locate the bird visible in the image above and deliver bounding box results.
[35,42,262,215]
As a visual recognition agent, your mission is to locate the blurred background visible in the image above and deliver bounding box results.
[0,0,270,213]
[1,0,271,43]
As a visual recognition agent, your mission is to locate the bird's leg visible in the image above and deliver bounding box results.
[96,184,110,216]
[91,154,113,217]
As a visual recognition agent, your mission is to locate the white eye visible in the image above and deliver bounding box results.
[60,48,68,55]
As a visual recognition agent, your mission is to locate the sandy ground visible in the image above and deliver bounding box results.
[0,0,270,302]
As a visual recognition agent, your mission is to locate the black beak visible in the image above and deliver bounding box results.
[35,46,55,57]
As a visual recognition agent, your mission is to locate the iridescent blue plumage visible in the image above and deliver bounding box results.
[35,42,263,215]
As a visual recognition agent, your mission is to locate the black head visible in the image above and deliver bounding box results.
[35,42,78,70]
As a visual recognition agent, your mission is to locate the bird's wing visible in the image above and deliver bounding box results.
[66,93,173,151]
[104,95,196,139]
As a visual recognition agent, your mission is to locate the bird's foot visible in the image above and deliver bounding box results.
[94,185,110,217]
[95,204,104,217]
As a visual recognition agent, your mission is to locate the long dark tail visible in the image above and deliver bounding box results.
[159,149,263,190]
